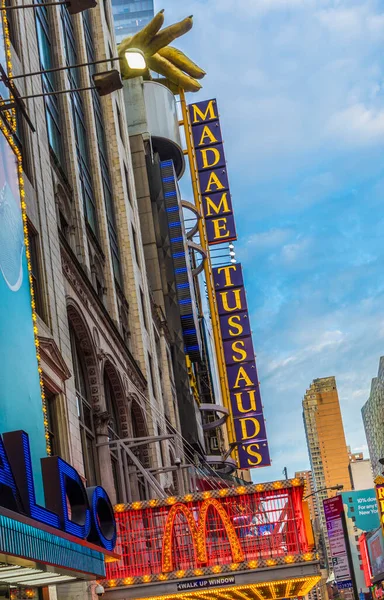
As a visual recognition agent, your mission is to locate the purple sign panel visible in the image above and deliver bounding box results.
[212,263,270,469]
[213,263,244,290]
[234,413,267,442]
[196,144,226,172]
[202,190,233,221]
[223,335,254,365]
[188,98,237,245]
[220,311,251,340]
[216,284,247,316]
[192,120,223,148]
[238,440,270,469]
[205,215,237,247]
[230,387,263,418]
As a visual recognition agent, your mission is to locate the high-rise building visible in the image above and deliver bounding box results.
[362,356,384,479]
[303,376,352,567]
[111,0,155,44]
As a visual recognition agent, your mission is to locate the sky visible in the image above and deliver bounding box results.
[156,0,384,482]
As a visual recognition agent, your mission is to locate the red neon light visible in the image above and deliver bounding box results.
[359,533,372,587]
[107,484,311,580]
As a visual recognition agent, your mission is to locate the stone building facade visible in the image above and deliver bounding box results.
[8,0,181,523]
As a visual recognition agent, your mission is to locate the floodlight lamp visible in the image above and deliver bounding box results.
[229,250,235,257]
[229,243,235,250]
[125,48,146,71]
[230,258,237,264]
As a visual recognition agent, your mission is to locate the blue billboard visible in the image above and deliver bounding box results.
[342,489,380,592]
[0,130,47,502]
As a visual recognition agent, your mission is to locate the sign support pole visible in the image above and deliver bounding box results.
[179,88,237,455]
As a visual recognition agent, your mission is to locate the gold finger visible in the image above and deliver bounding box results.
[147,53,201,92]
[158,46,205,79]
[145,16,193,57]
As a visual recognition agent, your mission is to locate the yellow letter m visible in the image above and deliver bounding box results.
[162,498,244,572]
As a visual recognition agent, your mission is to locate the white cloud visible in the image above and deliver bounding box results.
[158,0,384,481]
[244,228,293,250]
[326,104,384,145]
[160,0,384,183]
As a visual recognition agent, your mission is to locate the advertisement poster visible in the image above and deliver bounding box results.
[368,529,384,580]
[0,131,47,502]
[342,490,380,592]
[324,496,356,600]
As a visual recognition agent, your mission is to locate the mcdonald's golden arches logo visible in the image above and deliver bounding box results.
[162,498,244,572]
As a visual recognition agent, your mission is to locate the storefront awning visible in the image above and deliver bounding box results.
[0,507,119,586]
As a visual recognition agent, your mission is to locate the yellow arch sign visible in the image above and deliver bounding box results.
[162,498,244,572]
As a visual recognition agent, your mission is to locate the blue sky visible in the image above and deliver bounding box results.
[157,0,384,481]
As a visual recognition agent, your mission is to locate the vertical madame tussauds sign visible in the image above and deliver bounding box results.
[188,98,237,245]
[213,263,270,469]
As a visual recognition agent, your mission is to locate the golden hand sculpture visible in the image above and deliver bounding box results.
[118,10,206,93]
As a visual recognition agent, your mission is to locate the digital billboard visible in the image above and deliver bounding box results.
[367,529,384,580]
[0,130,47,503]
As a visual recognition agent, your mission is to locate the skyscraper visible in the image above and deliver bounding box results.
[112,0,155,44]
[362,356,384,479]
[303,376,352,567]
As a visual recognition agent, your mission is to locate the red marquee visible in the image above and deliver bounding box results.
[106,478,315,586]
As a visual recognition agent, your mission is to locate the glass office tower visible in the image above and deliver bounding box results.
[112,0,154,44]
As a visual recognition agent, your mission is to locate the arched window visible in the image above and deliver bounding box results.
[131,400,148,500]
[103,368,123,499]
[69,325,97,486]
[104,370,121,440]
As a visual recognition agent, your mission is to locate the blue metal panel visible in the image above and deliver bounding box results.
[160,160,201,361]
[0,514,106,577]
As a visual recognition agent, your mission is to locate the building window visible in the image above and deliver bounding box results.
[70,325,97,486]
[117,291,131,349]
[5,0,19,51]
[35,3,63,164]
[123,164,133,205]
[132,226,140,266]
[83,10,122,284]
[104,371,121,440]
[140,289,148,330]
[27,222,46,321]
[148,353,156,399]
[104,370,122,498]
[46,389,59,456]
[61,6,98,238]
[116,104,124,140]
[157,424,164,467]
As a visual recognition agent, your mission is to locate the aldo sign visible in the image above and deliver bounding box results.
[188,99,237,246]
[213,264,270,469]
[0,430,117,551]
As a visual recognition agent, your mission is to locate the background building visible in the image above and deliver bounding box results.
[348,447,374,490]
[111,0,154,44]
[303,376,352,568]
[362,356,384,479]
